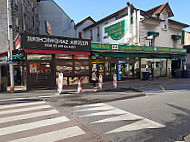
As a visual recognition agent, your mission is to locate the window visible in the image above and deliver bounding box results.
[29,62,51,74]
[162,19,168,31]
[78,32,82,38]
[74,61,89,75]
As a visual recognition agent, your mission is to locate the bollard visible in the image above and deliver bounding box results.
[113,74,117,88]
[98,74,103,90]
[77,79,82,93]
[10,87,14,93]
[58,73,63,94]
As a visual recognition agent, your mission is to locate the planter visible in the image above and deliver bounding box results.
[182,70,190,78]
[142,72,149,80]
[174,70,182,78]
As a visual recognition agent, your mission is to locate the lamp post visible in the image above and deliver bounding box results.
[7,0,14,92]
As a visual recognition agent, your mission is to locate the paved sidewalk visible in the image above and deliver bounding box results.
[0,78,190,103]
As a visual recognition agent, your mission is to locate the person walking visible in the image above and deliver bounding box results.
[92,70,98,87]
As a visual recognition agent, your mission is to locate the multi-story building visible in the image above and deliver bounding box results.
[38,0,76,37]
[76,2,189,80]
[183,31,190,69]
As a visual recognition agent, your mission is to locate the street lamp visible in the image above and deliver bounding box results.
[7,0,14,93]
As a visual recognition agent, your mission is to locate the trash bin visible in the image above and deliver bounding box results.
[182,70,190,78]
[142,71,149,80]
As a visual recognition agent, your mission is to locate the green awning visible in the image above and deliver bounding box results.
[148,32,159,37]
[92,52,149,58]
[92,52,185,59]
[172,35,181,40]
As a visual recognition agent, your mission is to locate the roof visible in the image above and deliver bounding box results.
[168,19,189,28]
[82,2,188,31]
[146,2,174,17]
[76,16,95,27]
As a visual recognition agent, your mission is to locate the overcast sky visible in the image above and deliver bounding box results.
[54,0,190,31]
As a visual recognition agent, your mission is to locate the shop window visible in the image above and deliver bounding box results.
[74,55,89,59]
[56,61,73,75]
[29,62,51,74]
[105,61,110,72]
[75,61,89,75]
[55,54,72,59]
[27,54,52,60]
[56,76,68,86]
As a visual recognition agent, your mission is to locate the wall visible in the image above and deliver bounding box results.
[0,0,8,52]
[140,21,183,48]
[184,32,190,45]
[39,0,75,38]
[76,20,94,39]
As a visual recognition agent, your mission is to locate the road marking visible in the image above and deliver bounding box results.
[80,108,127,117]
[106,118,165,134]
[74,103,105,108]
[0,116,70,136]
[92,113,143,123]
[0,109,59,124]
[0,105,52,115]
[75,105,114,112]
[0,101,46,110]
[8,126,85,142]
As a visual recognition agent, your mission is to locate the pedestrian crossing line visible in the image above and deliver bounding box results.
[0,104,52,116]
[8,126,86,142]
[75,105,114,112]
[0,109,59,124]
[92,113,144,124]
[0,116,70,136]
[74,103,105,108]
[80,108,127,117]
[0,101,46,110]
[105,118,165,134]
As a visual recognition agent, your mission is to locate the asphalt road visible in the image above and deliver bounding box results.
[65,82,190,142]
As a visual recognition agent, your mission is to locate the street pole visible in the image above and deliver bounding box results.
[7,0,14,93]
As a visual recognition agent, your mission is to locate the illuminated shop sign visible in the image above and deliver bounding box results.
[20,34,91,51]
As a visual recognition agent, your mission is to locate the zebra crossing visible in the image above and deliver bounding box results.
[71,103,165,135]
[0,101,87,142]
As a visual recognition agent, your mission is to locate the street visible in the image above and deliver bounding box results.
[0,81,190,142]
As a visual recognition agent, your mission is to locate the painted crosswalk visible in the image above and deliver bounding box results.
[0,101,86,141]
[72,103,165,135]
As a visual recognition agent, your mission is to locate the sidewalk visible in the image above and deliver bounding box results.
[1,78,190,103]
[62,77,190,93]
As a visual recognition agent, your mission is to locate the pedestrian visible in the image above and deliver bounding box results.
[92,70,98,87]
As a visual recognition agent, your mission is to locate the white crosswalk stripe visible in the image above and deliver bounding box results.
[0,109,59,124]
[0,104,51,115]
[0,101,86,141]
[0,101,46,110]
[73,103,165,134]
[8,126,85,142]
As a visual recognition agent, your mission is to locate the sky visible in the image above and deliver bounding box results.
[54,0,190,31]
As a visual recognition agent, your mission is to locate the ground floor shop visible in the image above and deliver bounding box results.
[0,38,187,91]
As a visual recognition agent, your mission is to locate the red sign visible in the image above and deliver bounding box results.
[46,21,52,35]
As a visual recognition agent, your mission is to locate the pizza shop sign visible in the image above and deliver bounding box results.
[20,34,91,51]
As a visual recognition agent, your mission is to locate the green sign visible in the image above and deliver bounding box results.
[91,43,187,53]
[104,19,128,40]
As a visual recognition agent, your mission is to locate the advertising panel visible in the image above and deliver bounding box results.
[102,16,130,44]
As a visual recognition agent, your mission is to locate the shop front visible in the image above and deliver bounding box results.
[16,34,91,89]
[91,43,186,81]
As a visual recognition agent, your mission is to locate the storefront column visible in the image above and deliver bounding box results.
[0,66,1,91]
[140,58,147,79]
[167,59,172,78]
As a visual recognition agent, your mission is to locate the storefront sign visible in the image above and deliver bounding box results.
[20,34,91,52]
[91,43,186,53]
[102,16,130,44]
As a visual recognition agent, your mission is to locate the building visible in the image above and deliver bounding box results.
[0,0,39,91]
[76,2,189,80]
[183,31,190,69]
[0,0,91,90]
[39,0,76,38]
